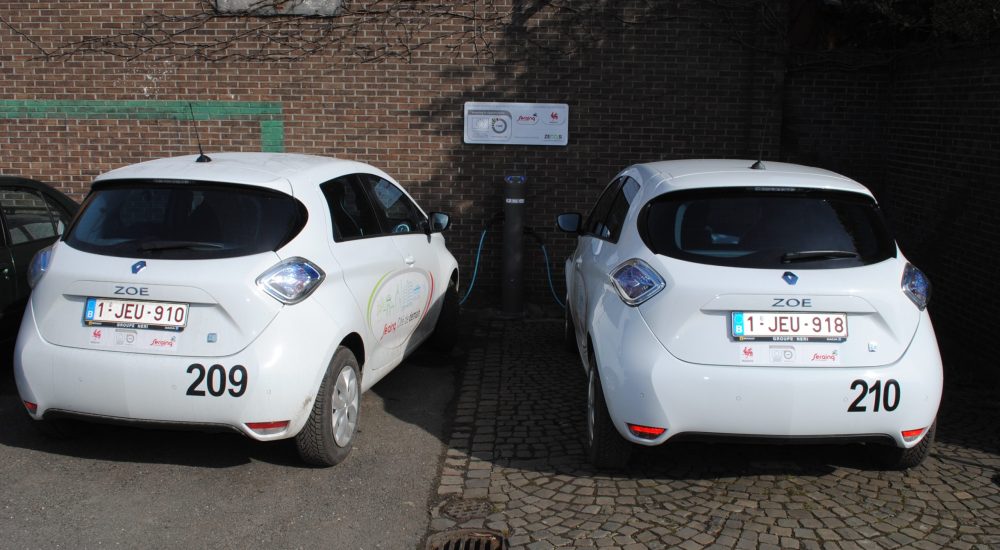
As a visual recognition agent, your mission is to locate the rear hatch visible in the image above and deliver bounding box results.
[32,180,307,357]
[636,186,921,367]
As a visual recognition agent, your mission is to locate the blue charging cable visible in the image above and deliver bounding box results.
[459,224,566,309]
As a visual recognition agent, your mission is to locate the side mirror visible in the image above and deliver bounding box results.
[556,212,582,233]
[428,212,451,232]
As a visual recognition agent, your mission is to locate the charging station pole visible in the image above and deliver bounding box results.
[502,175,526,318]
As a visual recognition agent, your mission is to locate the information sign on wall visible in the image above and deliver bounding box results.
[463,102,568,146]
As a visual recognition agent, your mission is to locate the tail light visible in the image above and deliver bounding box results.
[256,257,325,304]
[27,245,54,289]
[610,259,665,306]
[902,263,931,310]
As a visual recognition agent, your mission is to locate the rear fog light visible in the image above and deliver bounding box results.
[246,421,290,436]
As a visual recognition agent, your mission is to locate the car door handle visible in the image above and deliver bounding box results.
[404,255,415,266]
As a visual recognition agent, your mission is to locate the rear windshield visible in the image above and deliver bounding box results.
[640,187,895,269]
[65,180,307,259]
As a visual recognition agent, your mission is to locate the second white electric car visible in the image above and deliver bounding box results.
[15,152,459,466]
[558,159,942,470]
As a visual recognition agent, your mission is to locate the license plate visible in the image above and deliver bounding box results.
[84,297,188,331]
[731,311,847,342]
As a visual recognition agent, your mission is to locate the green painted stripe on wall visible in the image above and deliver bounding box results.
[0,99,285,152]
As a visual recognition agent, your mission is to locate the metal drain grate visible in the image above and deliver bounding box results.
[425,529,506,550]
[441,498,495,521]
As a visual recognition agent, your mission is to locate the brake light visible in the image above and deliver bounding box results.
[256,257,325,304]
[902,263,931,310]
[610,259,666,306]
[627,423,666,439]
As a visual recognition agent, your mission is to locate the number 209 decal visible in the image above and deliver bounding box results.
[848,379,900,412]
[186,364,248,397]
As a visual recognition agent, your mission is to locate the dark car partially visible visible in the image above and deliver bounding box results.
[0,176,78,341]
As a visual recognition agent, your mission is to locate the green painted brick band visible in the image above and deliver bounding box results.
[0,99,284,152]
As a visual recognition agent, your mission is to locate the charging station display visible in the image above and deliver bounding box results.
[463,102,568,146]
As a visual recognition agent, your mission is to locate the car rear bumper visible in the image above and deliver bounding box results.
[592,308,943,449]
[13,300,339,441]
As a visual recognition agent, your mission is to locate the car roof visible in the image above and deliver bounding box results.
[633,159,873,197]
[94,153,389,194]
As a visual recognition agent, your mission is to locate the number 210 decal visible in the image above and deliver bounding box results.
[187,364,248,397]
[848,379,900,412]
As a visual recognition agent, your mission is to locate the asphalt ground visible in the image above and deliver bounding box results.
[3,315,999,550]
[0,343,457,549]
[428,317,1000,550]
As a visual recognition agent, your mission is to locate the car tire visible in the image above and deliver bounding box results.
[563,303,577,354]
[872,419,936,470]
[429,281,459,353]
[586,350,631,469]
[296,347,361,467]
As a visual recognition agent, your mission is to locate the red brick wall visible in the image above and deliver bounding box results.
[2,3,997,376]
[780,47,1000,377]
[0,1,783,310]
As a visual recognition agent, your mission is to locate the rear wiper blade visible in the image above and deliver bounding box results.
[781,250,859,263]
[138,240,224,251]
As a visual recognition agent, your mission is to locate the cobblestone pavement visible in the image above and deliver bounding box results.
[427,318,1000,550]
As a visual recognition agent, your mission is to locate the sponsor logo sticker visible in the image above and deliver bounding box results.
[516,113,538,125]
[808,349,840,364]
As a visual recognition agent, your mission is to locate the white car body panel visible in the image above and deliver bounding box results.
[566,159,942,452]
[15,153,458,441]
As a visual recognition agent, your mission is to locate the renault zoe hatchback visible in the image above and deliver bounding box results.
[557,160,941,470]
[15,153,459,466]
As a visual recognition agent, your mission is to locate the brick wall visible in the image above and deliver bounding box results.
[780,48,999,378]
[882,50,1000,375]
[1,3,997,375]
[0,1,783,312]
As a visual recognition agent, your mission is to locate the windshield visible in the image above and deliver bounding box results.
[65,180,307,259]
[640,187,895,269]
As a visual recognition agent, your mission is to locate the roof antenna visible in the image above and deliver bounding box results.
[750,130,765,170]
[188,103,212,163]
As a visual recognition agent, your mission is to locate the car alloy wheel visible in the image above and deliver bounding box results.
[331,365,359,447]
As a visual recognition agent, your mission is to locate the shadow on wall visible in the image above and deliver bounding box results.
[411,1,785,309]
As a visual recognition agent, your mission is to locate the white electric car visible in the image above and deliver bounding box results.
[15,153,459,466]
[557,159,942,470]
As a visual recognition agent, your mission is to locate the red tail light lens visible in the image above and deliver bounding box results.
[627,423,666,439]
[246,421,290,436]
[901,427,926,442]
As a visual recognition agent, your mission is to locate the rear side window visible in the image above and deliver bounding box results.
[640,188,895,269]
[66,181,307,259]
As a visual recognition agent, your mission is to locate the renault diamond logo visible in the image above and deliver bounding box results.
[782,271,798,285]
[131,261,147,274]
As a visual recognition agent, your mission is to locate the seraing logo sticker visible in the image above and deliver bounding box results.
[808,349,840,364]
